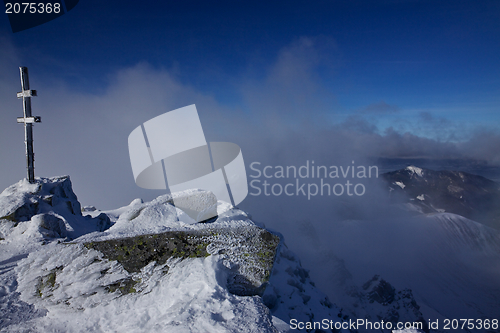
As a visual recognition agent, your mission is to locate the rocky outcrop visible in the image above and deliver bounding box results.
[0,176,82,222]
[0,176,111,240]
[2,177,344,332]
[84,225,280,297]
[346,275,427,333]
[262,244,345,331]
[2,178,280,314]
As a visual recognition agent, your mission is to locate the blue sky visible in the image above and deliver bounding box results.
[3,0,499,124]
[1,0,500,208]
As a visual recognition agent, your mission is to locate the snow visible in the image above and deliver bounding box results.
[0,176,111,242]
[416,194,425,201]
[9,252,278,333]
[395,181,406,189]
[76,195,254,244]
[406,166,424,177]
[3,239,343,332]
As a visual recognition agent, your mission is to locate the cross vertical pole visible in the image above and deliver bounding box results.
[17,67,40,184]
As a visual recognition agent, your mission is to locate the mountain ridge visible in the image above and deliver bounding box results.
[382,165,500,230]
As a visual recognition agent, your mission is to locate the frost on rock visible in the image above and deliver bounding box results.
[83,224,280,297]
[75,190,281,296]
[0,176,111,242]
[13,248,279,333]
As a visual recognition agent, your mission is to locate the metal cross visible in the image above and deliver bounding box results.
[17,67,41,183]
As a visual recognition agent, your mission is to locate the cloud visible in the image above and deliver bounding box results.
[458,129,500,164]
[1,36,500,211]
[238,36,340,128]
[3,35,500,207]
[357,101,400,114]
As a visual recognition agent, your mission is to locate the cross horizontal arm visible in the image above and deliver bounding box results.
[17,90,37,98]
[17,116,41,124]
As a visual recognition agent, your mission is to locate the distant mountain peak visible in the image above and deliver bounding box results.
[382,166,500,230]
[405,165,424,177]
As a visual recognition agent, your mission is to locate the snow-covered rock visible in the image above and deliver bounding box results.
[0,176,111,242]
[405,166,424,177]
[263,244,345,331]
[0,177,344,332]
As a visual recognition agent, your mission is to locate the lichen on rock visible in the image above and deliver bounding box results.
[84,224,280,297]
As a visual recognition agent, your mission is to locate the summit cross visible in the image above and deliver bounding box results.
[17,67,41,184]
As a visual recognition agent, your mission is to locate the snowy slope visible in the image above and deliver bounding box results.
[11,250,278,333]
[299,211,500,333]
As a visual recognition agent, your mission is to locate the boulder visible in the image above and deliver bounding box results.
[85,224,280,297]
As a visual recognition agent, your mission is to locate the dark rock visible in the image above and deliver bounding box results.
[367,278,395,305]
[84,226,280,296]
[91,213,112,232]
[37,213,67,238]
[105,277,138,295]
[341,274,428,332]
